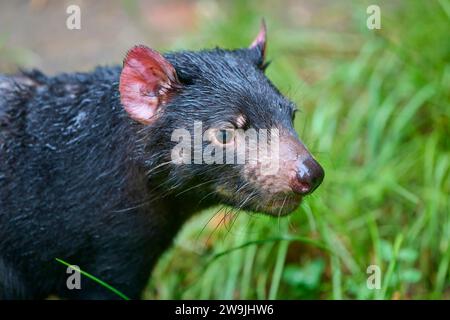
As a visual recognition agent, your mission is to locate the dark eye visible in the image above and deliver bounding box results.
[214,129,235,145]
[291,109,298,121]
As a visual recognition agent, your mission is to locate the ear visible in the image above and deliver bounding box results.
[119,45,181,125]
[249,19,267,69]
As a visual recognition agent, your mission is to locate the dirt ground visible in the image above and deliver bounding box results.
[0,0,351,74]
[0,0,199,73]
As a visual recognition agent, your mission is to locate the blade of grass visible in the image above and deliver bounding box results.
[268,240,289,299]
[55,258,130,300]
[206,235,329,266]
[379,234,404,299]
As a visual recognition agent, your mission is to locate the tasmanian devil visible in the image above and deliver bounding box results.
[0,22,324,299]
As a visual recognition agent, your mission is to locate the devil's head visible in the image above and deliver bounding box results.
[119,21,324,216]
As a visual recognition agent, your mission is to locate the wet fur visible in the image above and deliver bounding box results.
[0,48,296,299]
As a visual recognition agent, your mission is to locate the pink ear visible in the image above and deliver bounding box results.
[249,19,267,61]
[119,45,180,124]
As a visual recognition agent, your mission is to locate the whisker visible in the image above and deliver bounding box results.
[205,206,230,245]
[277,195,288,231]
[145,160,173,176]
[195,204,226,242]
[223,190,257,239]
[174,173,241,198]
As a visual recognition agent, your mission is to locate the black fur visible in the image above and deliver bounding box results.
[0,47,297,299]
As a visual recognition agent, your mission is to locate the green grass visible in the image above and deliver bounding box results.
[146,0,449,300]
[55,258,130,300]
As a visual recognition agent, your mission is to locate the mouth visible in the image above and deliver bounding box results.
[215,186,303,217]
[233,193,302,217]
[261,194,302,216]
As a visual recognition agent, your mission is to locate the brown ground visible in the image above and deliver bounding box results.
[0,0,353,75]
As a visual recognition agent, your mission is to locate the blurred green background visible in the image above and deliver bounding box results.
[1,0,449,299]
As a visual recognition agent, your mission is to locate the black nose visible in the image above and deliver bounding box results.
[290,157,324,195]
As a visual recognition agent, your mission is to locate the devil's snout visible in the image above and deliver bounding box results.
[290,156,324,195]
